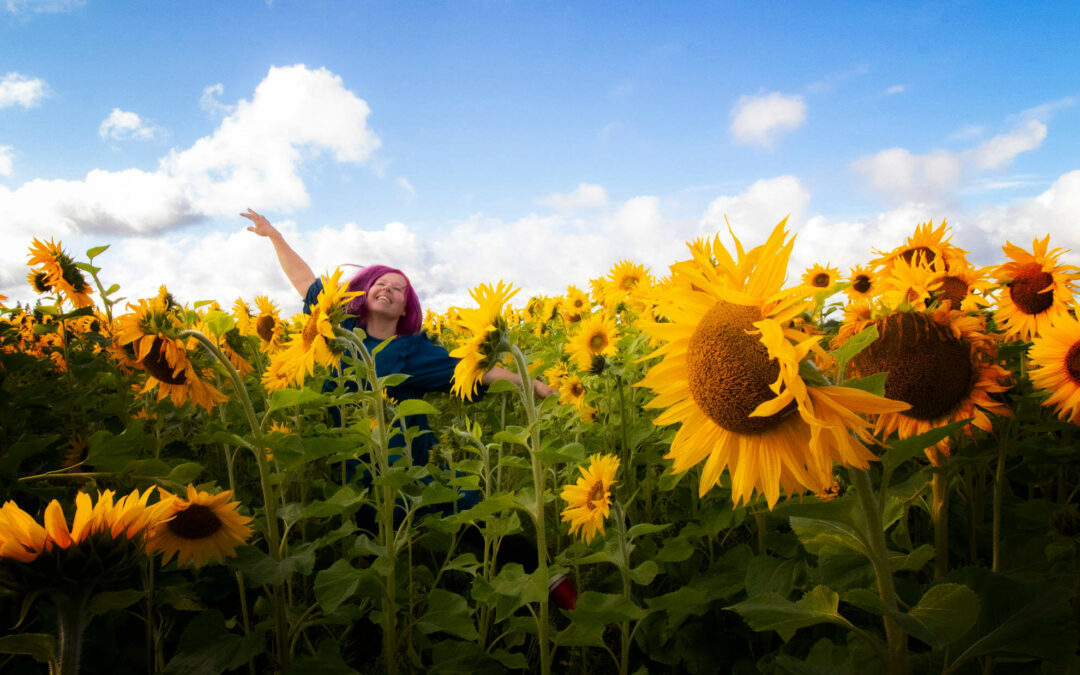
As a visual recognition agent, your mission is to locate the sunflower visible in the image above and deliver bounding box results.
[26,238,94,308]
[562,285,591,323]
[870,219,968,274]
[638,219,910,507]
[232,297,254,335]
[876,256,946,310]
[935,259,996,312]
[147,484,252,568]
[838,305,1011,462]
[557,372,589,410]
[844,265,878,304]
[1029,315,1080,424]
[802,263,841,289]
[993,235,1080,341]
[560,454,619,543]
[449,280,519,400]
[565,313,619,372]
[115,296,228,411]
[271,269,358,388]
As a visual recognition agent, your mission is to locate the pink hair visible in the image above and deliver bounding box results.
[344,265,423,335]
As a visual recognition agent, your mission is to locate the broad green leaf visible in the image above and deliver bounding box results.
[87,589,144,618]
[161,609,265,675]
[880,418,972,472]
[75,261,100,275]
[288,640,359,674]
[626,522,671,540]
[493,426,530,447]
[0,634,54,663]
[201,311,235,337]
[536,441,586,465]
[86,244,110,260]
[889,544,935,573]
[314,559,381,614]
[830,325,878,379]
[87,421,149,472]
[392,398,440,421]
[745,555,799,598]
[844,372,887,397]
[790,516,868,557]
[568,591,648,626]
[267,388,327,412]
[554,622,606,647]
[418,589,479,640]
[728,586,848,642]
[656,535,695,563]
[907,583,980,648]
[232,544,315,585]
[301,486,366,519]
[420,483,459,507]
[167,462,204,485]
[629,560,660,586]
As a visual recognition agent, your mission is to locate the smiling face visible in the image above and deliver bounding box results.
[367,272,409,321]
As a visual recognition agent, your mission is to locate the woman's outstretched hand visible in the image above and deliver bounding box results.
[241,209,277,238]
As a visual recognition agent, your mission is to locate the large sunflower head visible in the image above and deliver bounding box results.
[638,219,910,508]
[1029,314,1080,424]
[147,484,252,568]
[560,453,620,543]
[838,305,1011,462]
[993,235,1080,341]
[844,265,879,304]
[26,238,94,308]
[448,280,519,400]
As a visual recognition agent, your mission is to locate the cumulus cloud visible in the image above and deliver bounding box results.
[852,117,1047,204]
[99,108,162,141]
[730,92,806,149]
[0,72,47,108]
[0,146,12,176]
[538,183,609,210]
[0,64,381,237]
[885,84,905,95]
[700,175,811,235]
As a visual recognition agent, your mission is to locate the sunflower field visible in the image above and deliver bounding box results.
[2,220,1079,675]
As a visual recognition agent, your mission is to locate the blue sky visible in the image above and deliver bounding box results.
[2,1,1078,312]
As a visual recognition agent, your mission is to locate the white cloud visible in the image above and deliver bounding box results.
[0,72,47,108]
[199,83,235,117]
[730,92,806,149]
[539,183,609,210]
[0,146,12,176]
[700,175,811,236]
[3,0,83,14]
[852,120,1046,204]
[885,84,905,95]
[971,170,1080,263]
[0,64,381,237]
[99,108,162,141]
[968,119,1046,170]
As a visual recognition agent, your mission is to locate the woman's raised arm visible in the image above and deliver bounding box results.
[241,209,317,297]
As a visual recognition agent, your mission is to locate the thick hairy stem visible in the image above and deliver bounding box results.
[852,469,908,675]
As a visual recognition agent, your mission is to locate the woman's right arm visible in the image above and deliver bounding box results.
[241,208,317,297]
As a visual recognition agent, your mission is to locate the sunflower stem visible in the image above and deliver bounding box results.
[613,501,632,675]
[52,586,92,675]
[932,468,950,580]
[510,344,551,675]
[181,329,288,671]
[851,468,908,675]
[336,327,399,675]
[992,421,1014,574]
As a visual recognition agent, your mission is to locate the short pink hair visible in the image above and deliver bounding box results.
[344,265,423,335]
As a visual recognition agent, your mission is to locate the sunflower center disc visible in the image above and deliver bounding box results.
[686,301,796,434]
[589,333,608,351]
[1009,263,1055,315]
[141,337,187,385]
[1065,343,1080,383]
[585,482,605,510]
[167,503,224,539]
[900,246,937,266]
[571,382,585,397]
[812,273,830,287]
[851,312,973,421]
[256,315,276,342]
[853,275,872,294]
[940,276,969,310]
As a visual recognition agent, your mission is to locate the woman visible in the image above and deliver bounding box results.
[241,208,556,467]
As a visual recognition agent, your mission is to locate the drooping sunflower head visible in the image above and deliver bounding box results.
[840,305,1011,461]
[993,235,1080,341]
[26,238,94,308]
[448,280,520,400]
[560,453,619,543]
[802,263,841,290]
[27,270,54,294]
[147,484,252,568]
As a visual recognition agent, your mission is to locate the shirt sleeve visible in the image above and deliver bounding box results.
[302,278,325,316]
[396,334,460,396]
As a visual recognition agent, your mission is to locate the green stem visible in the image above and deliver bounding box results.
[182,329,288,671]
[336,328,398,675]
[851,468,908,675]
[614,502,632,675]
[615,375,634,501]
[510,345,550,675]
[992,422,1014,574]
[932,470,950,580]
[53,587,91,675]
